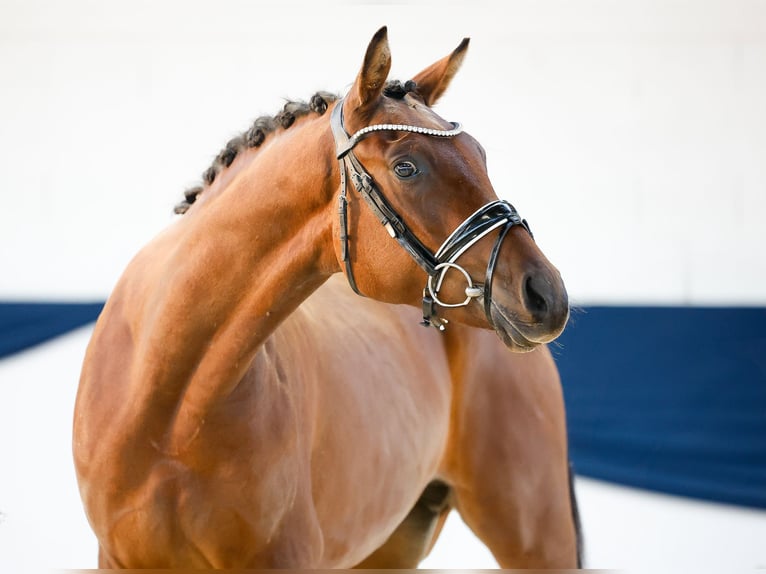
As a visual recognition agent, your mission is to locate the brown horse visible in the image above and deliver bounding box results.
[74,27,578,568]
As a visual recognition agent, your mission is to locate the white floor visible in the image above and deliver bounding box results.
[1,327,765,571]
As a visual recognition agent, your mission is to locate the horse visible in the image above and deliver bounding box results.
[73,27,578,568]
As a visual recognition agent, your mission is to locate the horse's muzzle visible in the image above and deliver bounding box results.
[488,264,569,351]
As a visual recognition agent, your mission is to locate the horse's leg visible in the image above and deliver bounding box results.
[443,327,582,568]
[567,460,584,566]
[353,480,451,568]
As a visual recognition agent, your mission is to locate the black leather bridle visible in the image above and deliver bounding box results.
[330,98,532,331]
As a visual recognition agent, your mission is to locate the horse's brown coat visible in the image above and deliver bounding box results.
[74,27,576,568]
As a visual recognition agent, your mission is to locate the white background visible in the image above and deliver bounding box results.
[1,0,764,304]
[1,0,765,570]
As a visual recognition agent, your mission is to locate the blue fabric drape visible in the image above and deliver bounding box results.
[0,302,103,359]
[554,306,766,509]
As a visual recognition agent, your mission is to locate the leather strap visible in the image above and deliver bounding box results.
[484,221,514,330]
[332,101,440,293]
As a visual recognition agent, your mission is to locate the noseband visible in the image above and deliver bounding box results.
[330,98,532,331]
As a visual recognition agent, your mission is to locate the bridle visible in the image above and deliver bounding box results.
[330,97,532,331]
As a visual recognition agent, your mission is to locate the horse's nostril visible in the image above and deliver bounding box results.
[524,274,549,316]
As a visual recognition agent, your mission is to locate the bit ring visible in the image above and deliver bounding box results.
[427,262,482,308]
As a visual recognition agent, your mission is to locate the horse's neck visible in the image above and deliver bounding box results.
[124,116,338,453]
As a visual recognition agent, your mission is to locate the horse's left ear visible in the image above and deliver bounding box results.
[347,26,392,117]
[411,38,470,107]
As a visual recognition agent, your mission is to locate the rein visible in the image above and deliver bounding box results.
[330,98,532,331]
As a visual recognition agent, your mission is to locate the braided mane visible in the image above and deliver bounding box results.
[174,81,419,214]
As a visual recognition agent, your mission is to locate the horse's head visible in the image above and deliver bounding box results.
[331,27,568,351]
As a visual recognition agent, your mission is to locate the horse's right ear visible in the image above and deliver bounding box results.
[411,38,470,107]
[346,26,391,118]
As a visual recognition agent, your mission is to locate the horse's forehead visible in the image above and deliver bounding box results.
[379,95,453,131]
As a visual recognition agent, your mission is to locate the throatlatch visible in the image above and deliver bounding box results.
[330,98,532,331]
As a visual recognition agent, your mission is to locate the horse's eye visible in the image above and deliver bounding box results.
[393,161,418,179]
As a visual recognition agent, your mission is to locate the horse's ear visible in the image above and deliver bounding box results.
[347,26,391,116]
[411,38,470,107]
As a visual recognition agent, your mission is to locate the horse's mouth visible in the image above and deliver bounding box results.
[488,301,539,353]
